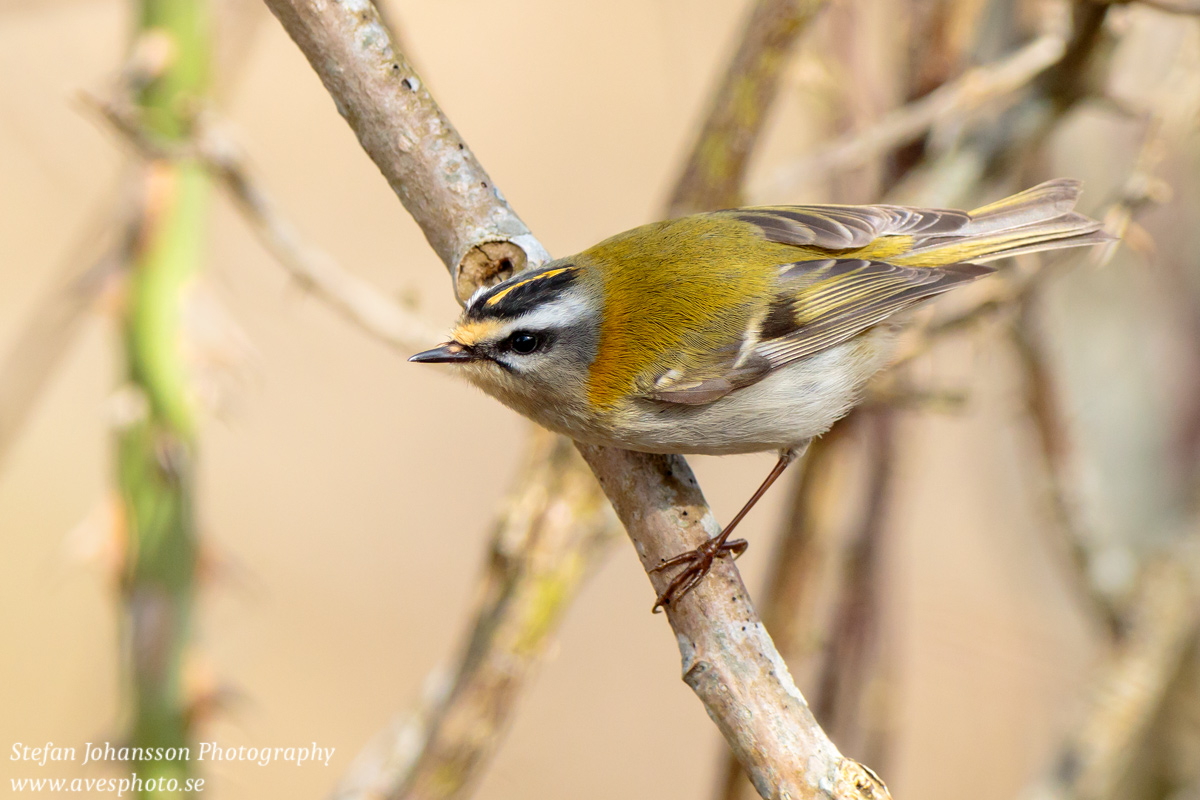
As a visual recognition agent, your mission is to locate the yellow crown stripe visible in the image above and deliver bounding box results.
[485,267,575,307]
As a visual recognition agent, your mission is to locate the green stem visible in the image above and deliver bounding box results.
[118,0,211,797]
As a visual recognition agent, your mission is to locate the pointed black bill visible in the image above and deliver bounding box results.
[408,342,477,364]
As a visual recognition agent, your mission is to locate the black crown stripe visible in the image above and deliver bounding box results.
[465,265,579,320]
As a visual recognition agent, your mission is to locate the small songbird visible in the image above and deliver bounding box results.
[410,179,1110,610]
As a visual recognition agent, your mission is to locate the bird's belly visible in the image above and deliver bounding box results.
[591,331,895,455]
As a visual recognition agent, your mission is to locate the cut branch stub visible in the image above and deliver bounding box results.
[456,240,527,299]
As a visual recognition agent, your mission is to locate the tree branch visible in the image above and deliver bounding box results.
[1025,552,1200,800]
[87,94,444,353]
[666,0,829,216]
[0,219,125,471]
[811,411,896,766]
[260,0,887,796]
[333,430,617,800]
[576,445,888,799]
[117,2,214,795]
[1010,299,1122,633]
[759,31,1067,200]
[716,428,849,800]
[259,0,549,302]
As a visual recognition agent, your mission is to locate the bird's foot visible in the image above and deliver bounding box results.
[650,535,747,613]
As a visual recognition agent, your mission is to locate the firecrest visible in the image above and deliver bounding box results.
[410,179,1110,610]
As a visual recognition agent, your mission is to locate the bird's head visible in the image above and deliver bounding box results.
[409,262,599,418]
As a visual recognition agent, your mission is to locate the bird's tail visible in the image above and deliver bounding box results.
[893,179,1112,267]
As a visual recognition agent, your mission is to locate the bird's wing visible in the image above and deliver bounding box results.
[644,258,991,405]
[719,204,971,249]
[644,180,1095,405]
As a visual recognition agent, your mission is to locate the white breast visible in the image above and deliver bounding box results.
[575,327,897,455]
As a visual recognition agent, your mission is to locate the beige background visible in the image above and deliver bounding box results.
[0,2,1102,799]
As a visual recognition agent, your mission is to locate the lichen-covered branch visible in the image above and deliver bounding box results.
[261,1,887,797]
[260,0,549,302]
[332,430,616,800]
[666,0,828,216]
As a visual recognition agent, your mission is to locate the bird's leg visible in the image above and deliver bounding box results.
[651,447,801,612]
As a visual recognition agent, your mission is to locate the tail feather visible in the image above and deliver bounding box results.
[964,178,1082,233]
[893,179,1112,267]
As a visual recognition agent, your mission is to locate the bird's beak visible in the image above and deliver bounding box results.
[408,341,478,364]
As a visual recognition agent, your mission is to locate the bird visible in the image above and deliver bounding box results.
[409,179,1111,611]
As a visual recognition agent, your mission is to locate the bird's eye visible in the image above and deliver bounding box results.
[507,331,542,355]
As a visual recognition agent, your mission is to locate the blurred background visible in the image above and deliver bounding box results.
[2,1,1199,799]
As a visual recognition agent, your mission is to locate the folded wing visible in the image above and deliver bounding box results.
[645,258,991,404]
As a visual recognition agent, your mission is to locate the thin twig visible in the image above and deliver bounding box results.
[1097,28,1200,266]
[666,0,830,216]
[811,411,896,767]
[260,1,889,796]
[202,123,443,351]
[1025,551,1200,800]
[0,210,127,471]
[1012,289,1123,633]
[1127,0,1200,15]
[758,32,1067,200]
[85,94,443,353]
[1093,25,1200,518]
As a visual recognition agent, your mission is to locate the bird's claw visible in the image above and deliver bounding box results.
[650,536,748,613]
